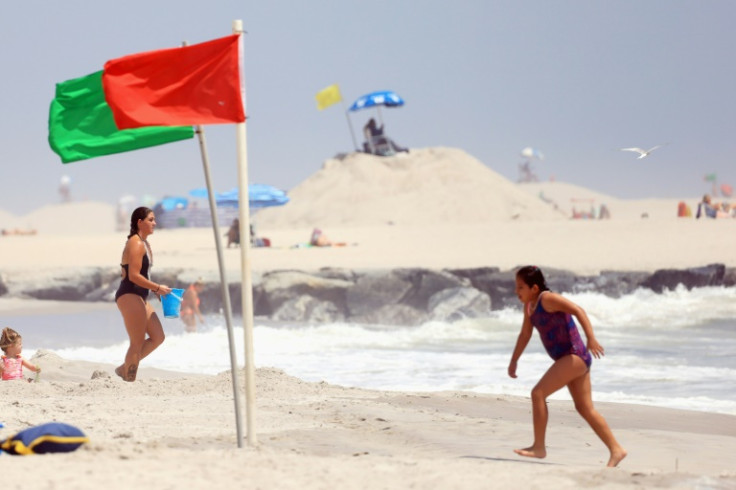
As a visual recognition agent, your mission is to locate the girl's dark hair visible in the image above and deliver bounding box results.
[128,207,153,238]
[516,265,550,292]
[0,327,21,352]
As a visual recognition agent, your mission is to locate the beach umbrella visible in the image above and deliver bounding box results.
[245,184,290,208]
[348,90,405,112]
[346,90,405,151]
[520,147,544,160]
[157,196,189,211]
[189,184,289,209]
[349,90,404,127]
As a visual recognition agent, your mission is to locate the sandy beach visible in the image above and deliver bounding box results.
[1,352,734,489]
[0,148,734,488]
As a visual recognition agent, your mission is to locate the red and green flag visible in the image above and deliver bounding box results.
[49,34,246,163]
[48,71,194,163]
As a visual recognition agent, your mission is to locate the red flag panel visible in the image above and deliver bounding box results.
[103,34,246,129]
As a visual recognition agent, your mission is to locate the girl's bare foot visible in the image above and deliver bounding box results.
[607,448,627,467]
[514,446,546,459]
[125,363,138,382]
[115,364,136,382]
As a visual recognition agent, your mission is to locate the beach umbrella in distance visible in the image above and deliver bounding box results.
[347,90,405,150]
[246,184,290,209]
[348,90,405,112]
[348,90,404,126]
[519,147,543,182]
[157,196,189,211]
[520,147,544,160]
[189,184,289,209]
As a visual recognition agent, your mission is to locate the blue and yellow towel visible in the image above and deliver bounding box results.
[1,422,88,455]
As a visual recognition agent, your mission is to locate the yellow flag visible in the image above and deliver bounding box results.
[315,84,342,110]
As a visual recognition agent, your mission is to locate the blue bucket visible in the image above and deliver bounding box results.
[161,288,185,318]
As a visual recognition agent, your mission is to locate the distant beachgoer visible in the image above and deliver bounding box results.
[362,118,408,155]
[114,207,172,382]
[59,175,71,203]
[0,327,41,381]
[226,219,240,248]
[309,228,348,247]
[1,228,38,236]
[250,224,271,247]
[310,228,332,247]
[508,266,627,467]
[181,279,205,333]
[696,194,718,219]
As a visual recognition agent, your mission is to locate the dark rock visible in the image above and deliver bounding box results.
[315,267,357,282]
[271,295,344,323]
[4,264,732,325]
[256,270,352,317]
[0,273,8,297]
[540,268,580,294]
[641,264,726,292]
[723,268,736,287]
[448,269,517,310]
[428,287,491,321]
[199,282,242,316]
[346,271,413,317]
[447,267,501,282]
[394,268,469,310]
[83,269,121,302]
[23,268,106,301]
[572,271,649,297]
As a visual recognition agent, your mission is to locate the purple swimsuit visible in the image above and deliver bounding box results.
[528,292,592,368]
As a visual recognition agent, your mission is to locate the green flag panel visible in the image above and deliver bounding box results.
[48,71,193,163]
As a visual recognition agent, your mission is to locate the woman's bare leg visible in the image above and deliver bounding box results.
[116,297,165,381]
[515,355,588,459]
[139,302,165,359]
[567,371,627,467]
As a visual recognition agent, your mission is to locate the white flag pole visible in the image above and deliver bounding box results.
[194,125,244,447]
[182,38,244,448]
[233,19,257,447]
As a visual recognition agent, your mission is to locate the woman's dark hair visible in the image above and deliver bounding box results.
[128,207,153,238]
[516,265,550,292]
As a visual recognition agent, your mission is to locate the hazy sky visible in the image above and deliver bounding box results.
[1,1,734,215]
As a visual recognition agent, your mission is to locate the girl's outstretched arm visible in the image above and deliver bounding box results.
[541,292,604,358]
[508,308,534,378]
[22,359,40,373]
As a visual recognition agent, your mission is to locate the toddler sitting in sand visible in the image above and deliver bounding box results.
[0,327,41,381]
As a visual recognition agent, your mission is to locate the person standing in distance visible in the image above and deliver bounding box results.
[114,207,171,382]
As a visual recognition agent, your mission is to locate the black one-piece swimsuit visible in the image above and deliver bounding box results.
[114,253,150,301]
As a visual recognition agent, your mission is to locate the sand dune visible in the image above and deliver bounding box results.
[0,201,117,235]
[520,181,699,220]
[255,147,566,228]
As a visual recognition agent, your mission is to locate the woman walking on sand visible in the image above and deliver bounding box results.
[114,207,171,381]
[508,265,627,467]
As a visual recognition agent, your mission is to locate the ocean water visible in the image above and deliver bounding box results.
[15,285,736,416]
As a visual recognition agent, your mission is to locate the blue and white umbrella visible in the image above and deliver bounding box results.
[156,196,189,211]
[189,184,289,209]
[348,90,405,112]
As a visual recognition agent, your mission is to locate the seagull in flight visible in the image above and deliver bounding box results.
[619,144,668,159]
